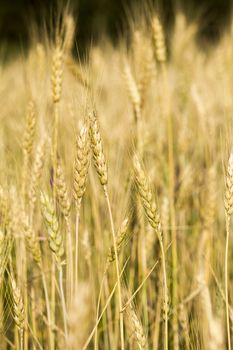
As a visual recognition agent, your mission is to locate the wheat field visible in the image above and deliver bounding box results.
[0,6,233,350]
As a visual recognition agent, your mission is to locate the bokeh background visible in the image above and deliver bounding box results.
[0,0,232,54]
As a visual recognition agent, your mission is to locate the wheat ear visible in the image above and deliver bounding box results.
[64,14,75,55]
[40,191,64,266]
[125,301,147,350]
[124,63,141,122]
[73,122,90,294]
[28,140,46,220]
[23,219,41,267]
[11,275,25,350]
[152,15,167,64]
[22,100,36,204]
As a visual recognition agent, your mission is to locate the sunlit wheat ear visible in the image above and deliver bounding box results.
[225,153,233,216]
[0,189,13,233]
[40,192,65,267]
[123,63,141,120]
[22,100,36,156]
[125,301,147,350]
[23,218,41,267]
[73,123,90,207]
[0,228,11,283]
[64,14,75,55]
[107,217,129,263]
[28,140,46,211]
[89,111,108,186]
[152,15,167,64]
[55,161,71,219]
[11,275,25,337]
[133,155,162,238]
[132,30,154,104]
[51,41,63,104]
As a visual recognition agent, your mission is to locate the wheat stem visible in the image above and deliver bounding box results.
[225,215,231,350]
[59,267,68,343]
[41,270,53,350]
[104,187,124,350]
[75,206,80,294]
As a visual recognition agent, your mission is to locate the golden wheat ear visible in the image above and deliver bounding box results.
[152,15,167,64]
[40,191,65,267]
[73,122,91,208]
[89,111,108,186]
[10,275,25,342]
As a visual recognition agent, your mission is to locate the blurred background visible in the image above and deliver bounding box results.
[0,0,232,55]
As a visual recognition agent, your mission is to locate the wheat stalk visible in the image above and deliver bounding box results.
[224,153,233,350]
[133,155,168,350]
[89,110,125,350]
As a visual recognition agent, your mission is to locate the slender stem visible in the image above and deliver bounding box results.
[23,243,28,350]
[153,275,162,350]
[20,332,24,350]
[22,153,28,350]
[159,240,168,350]
[75,204,81,295]
[104,187,124,350]
[51,258,56,350]
[225,215,231,350]
[31,288,37,350]
[59,267,68,343]
[53,102,59,199]
[41,269,53,350]
[162,64,178,350]
[51,101,59,350]
[65,217,73,309]
[94,267,108,350]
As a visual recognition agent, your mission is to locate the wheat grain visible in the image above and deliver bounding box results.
[152,15,167,64]
[73,123,90,206]
[55,161,71,218]
[51,42,63,104]
[23,101,36,157]
[40,192,65,266]
[89,111,108,186]
[125,301,147,350]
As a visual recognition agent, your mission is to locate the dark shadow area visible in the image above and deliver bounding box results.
[0,0,232,57]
